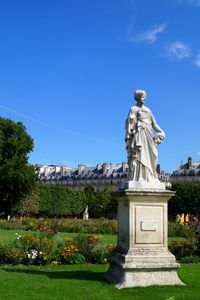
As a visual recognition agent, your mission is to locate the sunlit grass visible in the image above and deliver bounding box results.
[0,263,199,300]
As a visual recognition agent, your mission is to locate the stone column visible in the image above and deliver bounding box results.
[105,188,184,288]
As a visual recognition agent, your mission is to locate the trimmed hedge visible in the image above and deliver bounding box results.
[38,185,86,216]
[13,185,86,216]
[12,185,116,218]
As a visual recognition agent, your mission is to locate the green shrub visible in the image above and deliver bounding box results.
[180,255,200,263]
[9,232,57,265]
[73,235,100,261]
[23,249,48,265]
[91,247,110,264]
[0,217,118,235]
[168,222,196,239]
[63,253,86,264]
[0,231,114,265]
[21,217,39,231]
[0,243,13,264]
[73,234,114,264]
[169,239,197,260]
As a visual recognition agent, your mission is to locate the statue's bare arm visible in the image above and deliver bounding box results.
[151,114,165,138]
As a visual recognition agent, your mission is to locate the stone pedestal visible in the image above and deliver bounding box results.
[105,188,184,288]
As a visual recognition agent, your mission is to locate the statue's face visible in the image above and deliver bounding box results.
[137,94,146,105]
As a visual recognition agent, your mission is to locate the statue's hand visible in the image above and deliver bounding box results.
[160,131,165,139]
[153,132,165,144]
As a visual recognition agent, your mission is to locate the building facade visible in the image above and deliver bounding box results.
[35,162,170,192]
[170,157,200,184]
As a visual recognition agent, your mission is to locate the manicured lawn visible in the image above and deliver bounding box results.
[0,228,184,246]
[0,228,198,299]
[0,229,31,244]
[0,263,199,300]
[0,228,117,245]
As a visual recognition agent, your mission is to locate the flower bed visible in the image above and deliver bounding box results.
[0,217,117,234]
[0,227,115,266]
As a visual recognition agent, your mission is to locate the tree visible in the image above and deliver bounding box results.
[169,183,200,218]
[84,186,112,218]
[84,186,96,215]
[0,118,37,213]
[95,188,111,216]
[12,188,39,216]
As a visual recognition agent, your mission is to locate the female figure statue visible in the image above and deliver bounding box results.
[125,90,165,182]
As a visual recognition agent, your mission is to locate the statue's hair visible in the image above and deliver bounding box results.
[134,90,147,101]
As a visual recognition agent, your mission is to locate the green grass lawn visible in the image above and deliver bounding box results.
[0,228,198,299]
[0,228,117,245]
[0,263,199,300]
[0,228,184,246]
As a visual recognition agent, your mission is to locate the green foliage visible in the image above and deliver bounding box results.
[13,232,57,256]
[0,232,58,265]
[12,184,87,216]
[12,183,115,218]
[73,234,114,264]
[73,234,101,261]
[61,245,86,265]
[84,186,96,212]
[168,222,198,260]
[91,246,111,264]
[169,238,197,260]
[169,183,200,217]
[0,231,113,266]
[0,118,37,213]
[94,188,111,216]
[37,184,86,216]
[0,243,12,264]
[84,186,114,217]
[13,189,39,215]
[23,249,48,266]
[168,222,196,239]
[65,253,86,264]
[180,255,200,263]
[0,217,118,234]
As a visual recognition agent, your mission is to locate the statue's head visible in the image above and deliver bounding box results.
[134,90,147,102]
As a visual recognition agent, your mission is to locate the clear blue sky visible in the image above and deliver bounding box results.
[0,0,200,172]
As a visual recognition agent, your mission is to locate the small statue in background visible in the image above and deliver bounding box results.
[83,205,89,220]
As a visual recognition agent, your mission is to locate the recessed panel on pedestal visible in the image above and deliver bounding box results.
[134,205,164,245]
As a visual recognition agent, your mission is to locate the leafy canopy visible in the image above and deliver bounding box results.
[0,117,37,212]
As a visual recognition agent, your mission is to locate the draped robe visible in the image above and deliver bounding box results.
[125,105,158,182]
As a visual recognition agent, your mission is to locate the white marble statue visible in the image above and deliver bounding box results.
[125,90,165,182]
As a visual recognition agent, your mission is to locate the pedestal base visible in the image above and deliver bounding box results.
[106,249,184,288]
[105,188,185,288]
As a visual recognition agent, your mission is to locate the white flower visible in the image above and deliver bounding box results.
[15,233,21,240]
[27,249,38,260]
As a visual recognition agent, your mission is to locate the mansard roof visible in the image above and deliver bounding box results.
[172,157,200,176]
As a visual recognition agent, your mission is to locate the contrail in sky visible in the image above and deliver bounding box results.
[0,104,123,149]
